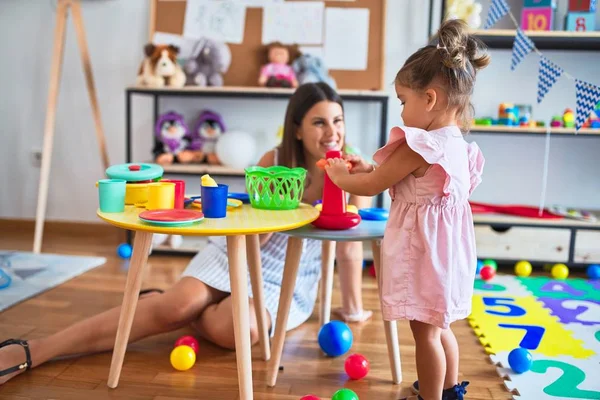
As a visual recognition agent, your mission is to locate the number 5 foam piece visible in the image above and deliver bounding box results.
[490,351,600,400]
[516,276,600,302]
[473,275,533,297]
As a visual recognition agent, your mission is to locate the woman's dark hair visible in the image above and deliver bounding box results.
[278,82,344,168]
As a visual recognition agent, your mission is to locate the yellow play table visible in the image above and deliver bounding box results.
[97,204,319,400]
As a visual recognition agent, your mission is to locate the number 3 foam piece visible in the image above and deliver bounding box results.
[490,351,600,400]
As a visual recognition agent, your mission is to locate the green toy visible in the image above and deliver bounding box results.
[245,166,307,210]
[331,388,359,400]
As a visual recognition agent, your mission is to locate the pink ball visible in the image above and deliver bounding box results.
[368,265,376,277]
[174,335,200,354]
[480,265,495,281]
[344,353,370,380]
[300,396,321,400]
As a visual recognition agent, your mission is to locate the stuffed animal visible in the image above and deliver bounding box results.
[446,0,483,29]
[259,42,299,88]
[136,43,186,88]
[184,38,232,86]
[192,110,226,165]
[153,111,204,165]
[292,53,336,89]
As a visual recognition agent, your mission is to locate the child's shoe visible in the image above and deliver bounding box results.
[411,381,469,400]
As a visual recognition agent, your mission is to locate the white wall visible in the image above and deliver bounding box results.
[0,0,598,224]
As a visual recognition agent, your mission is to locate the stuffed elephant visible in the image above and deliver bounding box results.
[184,38,232,86]
[292,54,336,89]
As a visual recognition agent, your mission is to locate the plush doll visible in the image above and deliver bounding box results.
[292,53,337,89]
[136,43,186,88]
[184,38,232,86]
[446,0,483,29]
[192,109,226,165]
[259,42,299,88]
[153,111,203,165]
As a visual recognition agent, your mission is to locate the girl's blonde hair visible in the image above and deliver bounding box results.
[395,19,491,130]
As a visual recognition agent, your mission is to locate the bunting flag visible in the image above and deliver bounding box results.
[537,56,563,104]
[575,80,600,131]
[484,0,510,29]
[511,29,535,71]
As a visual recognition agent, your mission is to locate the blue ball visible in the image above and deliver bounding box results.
[508,347,533,374]
[476,259,484,274]
[587,264,600,280]
[117,243,132,259]
[318,320,353,357]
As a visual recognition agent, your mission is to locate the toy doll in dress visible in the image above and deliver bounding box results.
[192,109,226,165]
[153,111,203,165]
[258,41,299,88]
[323,19,489,400]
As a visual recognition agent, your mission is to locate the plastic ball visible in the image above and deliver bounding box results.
[514,261,532,277]
[344,353,370,380]
[480,265,495,281]
[300,396,321,400]
[508,347,533,374]
[117,243,132,259]
[318,320,353,357]
[551,263,569,280]
[215,131,257,169]
[483,259,497,270]
[476,259,484,274]
[174,335,200,354]
[170,345,196,371]
[368,265,376,278]
[331,388,359,400]
[587,264,600,280]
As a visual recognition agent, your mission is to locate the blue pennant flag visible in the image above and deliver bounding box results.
[511,30,535,71]
[575,80,600,131]
[484,0,510,29]
[537,57,563,104]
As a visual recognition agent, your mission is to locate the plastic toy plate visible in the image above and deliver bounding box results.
[139,209,204,222]
[139,217,204,227]
[358,207,389,221]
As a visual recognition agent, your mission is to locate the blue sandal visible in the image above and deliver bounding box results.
[411,381,469,400]
[0,339,31,377]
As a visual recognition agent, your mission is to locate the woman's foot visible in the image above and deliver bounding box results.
[0,339,32,385]
[331,307,373,322]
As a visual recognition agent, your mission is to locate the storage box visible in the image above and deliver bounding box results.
[524,0,556,7]
[521,6,554,30]
[568,0,597,12]
[566,12,596,31]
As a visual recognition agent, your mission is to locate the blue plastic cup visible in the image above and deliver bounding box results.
[201,184,228,218]
[98,179,126,213]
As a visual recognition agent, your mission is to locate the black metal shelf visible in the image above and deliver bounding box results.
[472,29,600,51]
[470,125,600,137]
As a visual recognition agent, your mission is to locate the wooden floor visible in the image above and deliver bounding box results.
[0,222,511,400]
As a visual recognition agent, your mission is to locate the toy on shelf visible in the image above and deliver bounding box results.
[292,53,337,88]
[566,0,596,31]
[521,0,556,31]
[498,103,518,126]
[313,150,361,230]
[445,0,483,29]
[215,131,257,169]
[184,38,232,87]
[136,44,185,88]
[154,111,203,166]
[192,109,226,165]
[563,108,575,128]
[581,101,600,128]
[258,42,299,88]
[550,115,563,127]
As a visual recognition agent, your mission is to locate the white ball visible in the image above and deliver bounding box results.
[215,131,257,169]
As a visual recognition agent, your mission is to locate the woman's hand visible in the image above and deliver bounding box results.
[325,158,350,185]
[344,154,374,174]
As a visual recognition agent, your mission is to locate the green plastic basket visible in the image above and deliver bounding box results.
[245,166,307,210]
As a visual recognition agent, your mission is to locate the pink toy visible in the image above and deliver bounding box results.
[258,42,299,88]
[300,396,321,400]
[521,7,554,30]
[480,265,496,281]
[344,353,370,380]
[174,335,200,354]
[312,150,361,230]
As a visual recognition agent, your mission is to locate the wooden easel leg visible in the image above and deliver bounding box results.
[33,0,69,254]
[71,0,109,170]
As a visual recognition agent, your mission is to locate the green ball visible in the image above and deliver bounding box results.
[332,388,359,400]
[483,259,498,270]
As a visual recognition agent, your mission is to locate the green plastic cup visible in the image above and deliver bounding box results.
[98,179,126,213]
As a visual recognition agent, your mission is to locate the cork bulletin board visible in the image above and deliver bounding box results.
[150,0,386,90]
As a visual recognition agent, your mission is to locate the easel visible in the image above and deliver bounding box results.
[33,0,109,253]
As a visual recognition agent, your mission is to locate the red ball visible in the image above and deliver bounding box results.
[344,353,370,380]
[480,265,495,281]
[368,265,376,277]
[174,335,200,354]
[300,396,320,400]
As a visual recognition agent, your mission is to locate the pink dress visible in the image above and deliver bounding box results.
[372,125,485,329]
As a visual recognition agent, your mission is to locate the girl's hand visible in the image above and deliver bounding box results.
[324,158,350,184]
[344,154,374,174]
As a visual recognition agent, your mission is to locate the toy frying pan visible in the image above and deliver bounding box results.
[469,201,563,219]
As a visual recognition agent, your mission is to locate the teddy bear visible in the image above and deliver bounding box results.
[292,53,337,89]
[136,43,186,88]
[184,38,232,86]
[152,111,204,165]
[446,0,483,29]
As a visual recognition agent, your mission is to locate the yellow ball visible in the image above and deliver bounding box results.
[515,261,532,277]
[170,345,196,371]
[551,263,569,280]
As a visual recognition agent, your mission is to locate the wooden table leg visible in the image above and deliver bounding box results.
[108,231,153,388]
[246,234,271,361]
[266,236,304,387]
[371,239,402,384]
[319,240,336,326]
[226,235,253,400]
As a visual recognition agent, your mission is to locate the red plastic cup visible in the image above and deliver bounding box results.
[161,179,186,209]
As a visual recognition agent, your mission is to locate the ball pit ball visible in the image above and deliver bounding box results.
[480,265,495,281]
[587,264,600,280]
[508,347,533,374]
[174,335,200,354]
[318,320,353,357]
[117,243,132,259]
[514,260,532,277]
[368,265,376,278]
[170,345,196,371]
[483,259,497,270]
[476,259,484,274]
[300,396,321,400]
[551,263,569,280]
[344,353,370,380]
[331,388,359,400]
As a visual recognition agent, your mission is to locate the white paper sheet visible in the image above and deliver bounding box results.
[152,32,199,59]
[262,2,324,45]
[299,46,324,59]
[323,7,369,70]
[241,0,283,7]
[183,0,247,44]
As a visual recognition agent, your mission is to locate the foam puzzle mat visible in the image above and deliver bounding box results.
[469,275,600,399]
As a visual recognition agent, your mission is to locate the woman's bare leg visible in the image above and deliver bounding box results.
[0,277,224,384]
